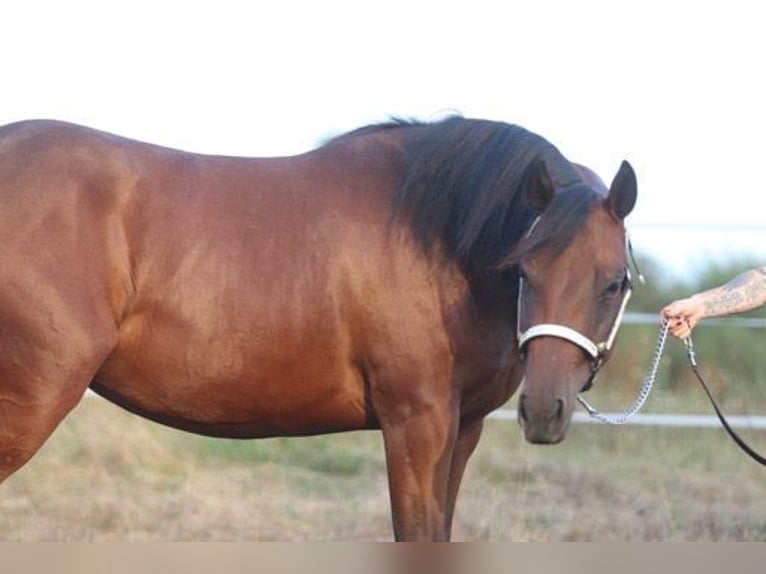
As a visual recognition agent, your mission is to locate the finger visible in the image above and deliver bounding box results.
[670,323,691,339]
[672,318,686,329]
[661,313,678,325]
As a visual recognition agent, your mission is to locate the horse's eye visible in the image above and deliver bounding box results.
[604,279,622,297]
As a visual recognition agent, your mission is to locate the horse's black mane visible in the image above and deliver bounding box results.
[337,117,599,275]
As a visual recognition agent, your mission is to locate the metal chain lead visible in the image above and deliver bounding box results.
[577,320,670,424]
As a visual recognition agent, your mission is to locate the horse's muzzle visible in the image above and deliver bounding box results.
[517,390,571,444]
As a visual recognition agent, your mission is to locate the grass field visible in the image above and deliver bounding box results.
[1,390,765,541]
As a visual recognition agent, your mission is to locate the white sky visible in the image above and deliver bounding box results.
[3,1,765,282]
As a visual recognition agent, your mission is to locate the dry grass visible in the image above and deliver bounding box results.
[1,395,765,541]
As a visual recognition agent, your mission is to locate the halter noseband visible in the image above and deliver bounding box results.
[516,217,638,384]
[517,272,633,376]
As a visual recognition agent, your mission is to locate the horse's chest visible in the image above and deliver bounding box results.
[457,349,523,419]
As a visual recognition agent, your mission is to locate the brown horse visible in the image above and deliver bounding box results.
[0,117,636,540]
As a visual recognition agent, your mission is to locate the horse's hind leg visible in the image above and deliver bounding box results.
[0,315,116,484]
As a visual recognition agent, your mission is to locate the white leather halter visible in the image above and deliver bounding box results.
[516,217,635,374]
[517,273,632,368]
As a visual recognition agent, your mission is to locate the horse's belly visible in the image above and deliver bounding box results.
[92,344,372,438]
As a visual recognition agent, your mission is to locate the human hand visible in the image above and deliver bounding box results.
[661,297,705,339]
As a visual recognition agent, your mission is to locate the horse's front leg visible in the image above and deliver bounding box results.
[444,419,484,540]
[378,398,459,541]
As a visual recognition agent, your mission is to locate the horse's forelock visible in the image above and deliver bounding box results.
[500,185,599,269]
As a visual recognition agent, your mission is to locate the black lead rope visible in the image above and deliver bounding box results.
[684,340,766,466]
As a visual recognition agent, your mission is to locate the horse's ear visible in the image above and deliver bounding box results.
[525,158,555,212]
[607,160,637,219]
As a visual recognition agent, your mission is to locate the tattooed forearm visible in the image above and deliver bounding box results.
[702,268,766,317]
